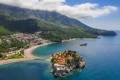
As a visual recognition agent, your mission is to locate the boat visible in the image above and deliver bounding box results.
[80,43,87,46]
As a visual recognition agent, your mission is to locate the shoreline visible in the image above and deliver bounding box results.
[62,38,76,42]
[0,42,53,65]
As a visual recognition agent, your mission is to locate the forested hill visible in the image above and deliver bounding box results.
[0,3,116,41]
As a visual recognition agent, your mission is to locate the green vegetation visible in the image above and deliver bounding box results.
[65,50,81,62]
[37,20,97,42]
[0,38,27,52]
[6,53,24,59]
[0,26,10,35]
[0,54,6,59]
[41,29,93,42]
[0,14,96,42]
[0,14,116,42]
[0,53,24,60]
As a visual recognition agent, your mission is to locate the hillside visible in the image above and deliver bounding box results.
[0,4,116,41]
[0,14,97,41]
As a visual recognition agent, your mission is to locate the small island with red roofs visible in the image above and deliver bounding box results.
[51,50,86,77]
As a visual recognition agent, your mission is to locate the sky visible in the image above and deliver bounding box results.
[66,0,120,30]
[0,0,119,30]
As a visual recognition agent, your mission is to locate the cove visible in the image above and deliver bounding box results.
[0,32,120,80]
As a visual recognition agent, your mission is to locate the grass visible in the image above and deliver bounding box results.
[6,53,24,59]
[0,53,24,60]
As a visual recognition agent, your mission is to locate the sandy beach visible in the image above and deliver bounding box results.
[0,42,53,65]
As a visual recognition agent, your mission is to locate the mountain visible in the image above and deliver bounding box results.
[0,4,116,41]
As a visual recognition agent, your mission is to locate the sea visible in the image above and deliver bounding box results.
[0,31,120,80]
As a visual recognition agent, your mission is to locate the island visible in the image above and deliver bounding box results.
[51,50,85,77]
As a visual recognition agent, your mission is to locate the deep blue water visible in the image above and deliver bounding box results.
[0,32,120,80]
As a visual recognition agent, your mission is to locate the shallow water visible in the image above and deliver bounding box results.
[0,32,120,80]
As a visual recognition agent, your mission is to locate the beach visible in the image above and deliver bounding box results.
[0,42,52,65]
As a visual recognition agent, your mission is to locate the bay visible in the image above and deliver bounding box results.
[0,32,120,80]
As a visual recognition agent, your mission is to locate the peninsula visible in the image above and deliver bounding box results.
[51,50,85,77]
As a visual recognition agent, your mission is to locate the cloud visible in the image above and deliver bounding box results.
[0,0,118,19]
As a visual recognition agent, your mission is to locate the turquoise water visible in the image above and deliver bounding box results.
[0,32,120,80]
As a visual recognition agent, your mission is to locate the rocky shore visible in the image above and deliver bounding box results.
[51,50,85,77]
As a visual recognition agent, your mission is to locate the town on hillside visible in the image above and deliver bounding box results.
[0,31,50,59]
